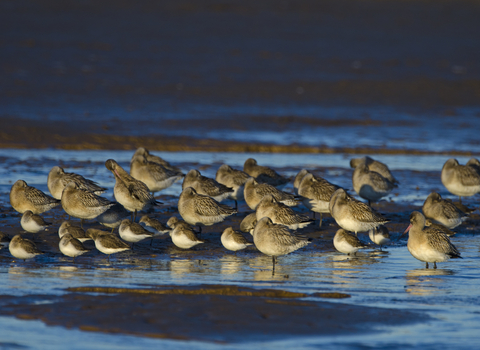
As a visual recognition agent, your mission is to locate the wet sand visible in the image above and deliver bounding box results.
[0,167,477,342]
[0,116,479,156]
[1,0,480,345]
[0,285,425,342]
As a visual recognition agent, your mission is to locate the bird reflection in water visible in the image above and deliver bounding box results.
[405,268,454,296]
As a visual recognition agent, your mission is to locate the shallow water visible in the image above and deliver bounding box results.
[0,149,479,348]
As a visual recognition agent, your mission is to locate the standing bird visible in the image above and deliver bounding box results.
[298,173,340,227]
[0,232,11,247]
[422,192,468,229]
[441,158,480,203]
[255,194,314,230]
[333,229,368,255]
[221,227,253,252]
[139,215,170,245]
[244,177,299,210]
[293,169,310,195]
[96,203,131,233]
[130,154,184,195]
[329,188,388,235]
[166,217,205,249]
[47,166,106,200]
[466,158,480,175]
[240,212,257,236]
[243,158,289,188]
[86,228,130,262]
[20,210,51,236]
[9,235,43,261]
[352,161,396,206]
[119,219,154,249]
[368,225,391,248]
[183,169,233,203]
[215,164,250,209]
[425,220,456,237]
[253,217,310,274]
[350,156,399,185]
[61,182,116,228]
[59,234,90,262]
[105,159,159,221]
[403,211,462,269]
[10,180,60,214]
[131,147,182,173]
[178,187,236,232]
[58,221,92,242]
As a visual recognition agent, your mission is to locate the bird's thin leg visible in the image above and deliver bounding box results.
[434,262,437,269]
[134,210,138,222]
[426,262,429,269]
[81,219,84,229]
[235,200,238,211]
[319,213,323,228]
[110,227,114,234]
[272,256,276,276]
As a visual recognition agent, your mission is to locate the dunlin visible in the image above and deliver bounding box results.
[119,219,154,248]
[350,156,398,185]
[221,227,253,252]
[182,169,233,202]
[368,225,391,248]
[86,228,130,261]
[333,229,368,255]
[215,164,250,209]
[61,181,116,228]
[10,180,60,214]
[130,154,184,194]
[441,158,480,203]
[252,217,310,273]
[139,215,170,245]
[59,233,90,262]
[244,177,299,210]
[243,158,289,188]
[178,187,236,231]
[9,235,43,261]
[58,221,92,242]
[20,210,51,235]
[403,211,462,269]
[96,203,131,233]
[166,216,205,249]
[256,194,314,230]
[422,192,468,229]
[105,159,159,221]
[329,188,388,235]
[0,232,11,247]
[298,173,340,226]
[47,166,106,200]
[352,161,396,206]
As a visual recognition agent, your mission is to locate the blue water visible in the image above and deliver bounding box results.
[0,149,479,348]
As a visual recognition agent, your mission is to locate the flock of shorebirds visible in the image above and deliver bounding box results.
[4,147,480,273]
